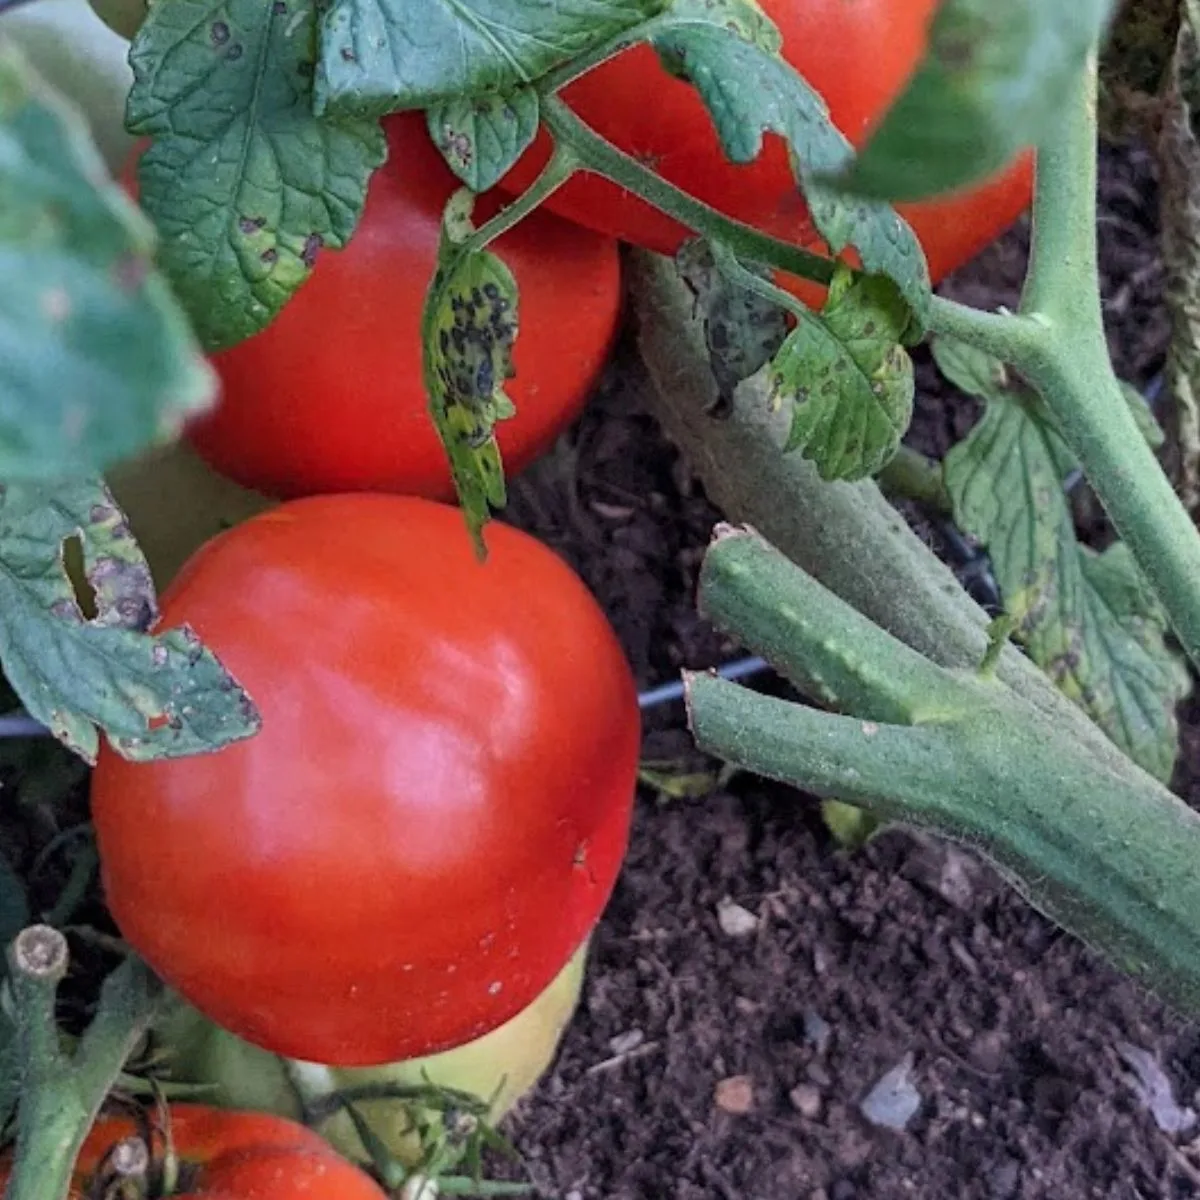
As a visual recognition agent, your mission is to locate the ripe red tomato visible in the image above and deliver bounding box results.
[1,1104,387,1199]
[180,112,621,500]
[496,0,1033,285]
[90,495,640,1066]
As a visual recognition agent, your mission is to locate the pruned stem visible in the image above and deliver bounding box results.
[4,932,161,1200]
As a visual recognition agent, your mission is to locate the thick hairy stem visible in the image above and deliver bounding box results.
[691,529,1200,1019]
[626,248,1148,787]
[689,664,1200,1020]
[4,932,160,1200]
[699,527,977,722]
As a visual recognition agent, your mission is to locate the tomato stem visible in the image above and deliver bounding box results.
[538,13,674,94]
[708,241,810,320]
[538,95,835,287]
[876,445,951,514]
[465,146,580,255]
[926,53,1200,673]
[4,939,161,1200]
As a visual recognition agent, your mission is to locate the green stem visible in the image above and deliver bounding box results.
[465,145,579,253]
[708,241,810,319]
[926,55,1200,672]
[877,445,951,512]
[539,13,674,94]
[926,294,1045,363]
[539,95,835,286]
[700,527,984,723]
[1019,55,1103,327]
[686,669,1200,1021]
[629,247,1148,785]
[4,930,161,1200]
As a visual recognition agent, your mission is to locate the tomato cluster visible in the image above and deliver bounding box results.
[78,0,1034,1191]
[183,114,624,502]
[498,0,1033,288]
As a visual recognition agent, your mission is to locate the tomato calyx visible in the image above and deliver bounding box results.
[76,1107,196,1200]
[280,1078,516,1195]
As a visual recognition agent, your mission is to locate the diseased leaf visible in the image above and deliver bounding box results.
[426,89,540,194]
[127,0,385,352]
[0,43,213,480]
[938,337,1190,781]
[840,0,1116,201]
[0,480,261,765]
[650,0,931,323]
[675,239,789,410]
[770,268,913,481]
[421,191,521,553]
[316,0,662,118]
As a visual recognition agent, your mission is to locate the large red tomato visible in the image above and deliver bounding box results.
[1,1104,387,1199]
[90,495,640,1066]
[183,113,621,500]
[495,0,1033,284]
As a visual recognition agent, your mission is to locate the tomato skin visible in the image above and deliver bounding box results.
[91,495,640,1067]
[181,113,621,501]
[496,0,1033,283]
[0,1104,388,1199]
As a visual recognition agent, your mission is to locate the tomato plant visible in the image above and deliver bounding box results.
[6,5,1200,1200]
[0,1104,389,1199]
[495,0,1034,284]
[90,494,640,1066]
[176,112,621,502]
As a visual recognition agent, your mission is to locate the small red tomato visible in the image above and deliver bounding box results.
[174,113,622,501]
[0,1104,388,1199]
[90,495,640,1066]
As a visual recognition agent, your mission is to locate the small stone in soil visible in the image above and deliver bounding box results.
[714,1074,755,1114]
[860,1053,922,1131]
[789,1083,823,1119]
[804,1008,832,1052]
[608,1029,645,1056]
[716,896,759,937]
[806,1061,832,1087]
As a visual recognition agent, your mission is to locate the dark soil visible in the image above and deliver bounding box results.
[496,140,1200,1198]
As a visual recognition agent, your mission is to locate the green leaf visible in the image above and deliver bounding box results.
[839,0,1116,201]
[0,43,214,481]
[421,191,521,554]
[426,89,540,194]
[675,239,789,409]
[316,0,663,119]
[770,269,914,481]
[0,480,262,765]
[649,2,931,323]
[938,338,1190,782]
[127,0,386,352]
